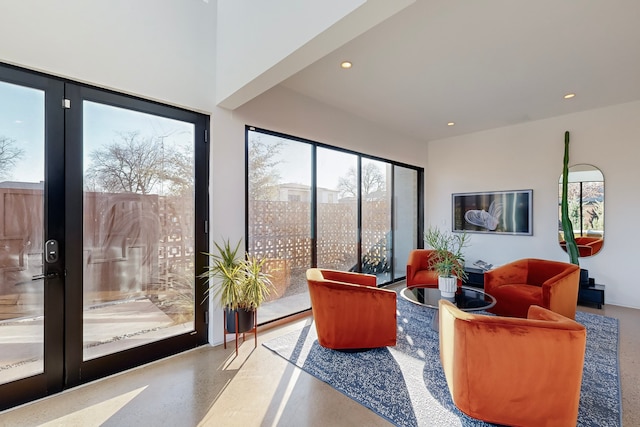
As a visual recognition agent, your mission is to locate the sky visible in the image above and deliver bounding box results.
[83,101,194,190]
[1,79,382,193]
[0,80,45,182]
[0,80,193,189]
[252,131,386,190]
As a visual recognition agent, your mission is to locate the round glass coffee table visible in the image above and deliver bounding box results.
[401,286,496,330]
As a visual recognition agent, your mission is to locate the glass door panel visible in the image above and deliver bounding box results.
[1,64,207,410]
[82,101,196,360]
[0,80,45,384]
[393,166,418,280]
[247,130,312,323]
[361,158,391,284]
[316,148,358,271]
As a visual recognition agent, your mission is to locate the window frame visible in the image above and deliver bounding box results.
[245,126,424,323]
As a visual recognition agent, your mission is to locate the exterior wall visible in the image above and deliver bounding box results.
[426,100,640,309]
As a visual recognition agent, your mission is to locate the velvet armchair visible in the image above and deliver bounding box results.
[439,299,586,427]
[560,236,604,257]
[484,258,580,319]
[306,268,397,350]
[406,249,463,288]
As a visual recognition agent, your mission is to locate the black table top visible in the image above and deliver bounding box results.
[401,285,496,311]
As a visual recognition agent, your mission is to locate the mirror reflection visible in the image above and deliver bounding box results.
[558,164,604,257]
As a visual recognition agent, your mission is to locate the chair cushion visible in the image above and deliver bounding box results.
[410,270,439,287]
[484,258,580,319]
[489,284,542,318]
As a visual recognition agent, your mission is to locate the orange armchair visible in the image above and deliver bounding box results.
[439,299,586,427]
[484,258,580,319]
[406,249,462,288]
[306,268,397,350]
[560,236,604,257]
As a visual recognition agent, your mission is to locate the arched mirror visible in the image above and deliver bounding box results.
[558,164,604,256]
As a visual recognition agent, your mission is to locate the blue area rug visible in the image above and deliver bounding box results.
[263,297,621,426]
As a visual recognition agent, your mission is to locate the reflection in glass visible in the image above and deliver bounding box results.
[316,148,358,271]
[0,81,45,384]
[361,158,391,284]
[558,164,604,257]
[82,101,195,360]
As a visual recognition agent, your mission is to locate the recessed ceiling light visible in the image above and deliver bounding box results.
[564,93,576,99]
[447,122,455,126]
[340,61,352,69]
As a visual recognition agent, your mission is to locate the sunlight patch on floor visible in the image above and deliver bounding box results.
[39,386,147,427]
[268,365,303,427]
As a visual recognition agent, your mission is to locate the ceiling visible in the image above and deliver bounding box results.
[280,0,640,142]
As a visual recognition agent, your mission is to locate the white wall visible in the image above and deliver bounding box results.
[216,0,364,106]
[216,0,414,108]
[427,100,640,309]
[235,86,426,165]
[0,0,217,113]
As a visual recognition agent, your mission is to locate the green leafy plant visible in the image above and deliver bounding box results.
[198,238,274,310]
[242,254,274,310]
[561,131,580,265]
[424,227,469,281]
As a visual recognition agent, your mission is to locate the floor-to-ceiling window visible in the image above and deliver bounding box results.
[246,127,423,323]
[0,63,208,410]
[0,75,47,387]
[81,99,200,361]
[316,147,358,271]
[246,131,313,320]
[393,166,419,281]
[360,158,392,284]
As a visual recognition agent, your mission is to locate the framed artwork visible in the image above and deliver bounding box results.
[452,189,533,235]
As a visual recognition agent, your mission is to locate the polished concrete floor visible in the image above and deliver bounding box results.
[1,302,639,426]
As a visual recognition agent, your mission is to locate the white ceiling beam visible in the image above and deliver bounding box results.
[215,0,415,110]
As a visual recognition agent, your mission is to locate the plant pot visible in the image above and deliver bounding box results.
[438,276,457,298]
[225,307,256,333]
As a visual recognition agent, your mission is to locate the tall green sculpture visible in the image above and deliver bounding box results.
[561,131,579,265]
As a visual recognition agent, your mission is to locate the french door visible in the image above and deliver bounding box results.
[0,64,208,410]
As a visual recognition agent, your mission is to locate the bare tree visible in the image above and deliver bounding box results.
[0,136,25,180]
[566,181,604,232]
[248,135,283,200]
[161,143,194,196]
[86,131,193,195]
[337,162,386,199]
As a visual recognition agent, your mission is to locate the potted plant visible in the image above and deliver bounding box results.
[561,131,580,266]
[424,227,469,297]
[199,239,274,333]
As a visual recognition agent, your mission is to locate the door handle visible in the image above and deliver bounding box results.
[45,239,59,263]
[32,272,60,281]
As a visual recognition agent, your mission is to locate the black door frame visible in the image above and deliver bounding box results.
[0,62,209,409]
[0,63,65,410]
[63,83,210,386]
